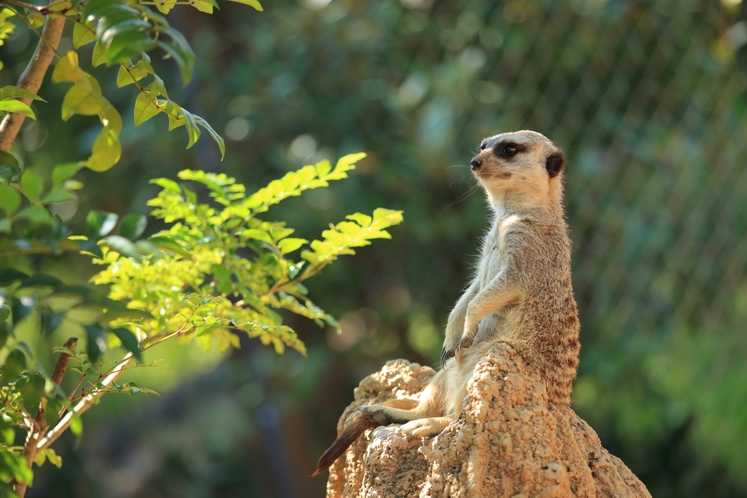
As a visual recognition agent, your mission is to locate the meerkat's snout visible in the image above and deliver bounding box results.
[470,156,483,171]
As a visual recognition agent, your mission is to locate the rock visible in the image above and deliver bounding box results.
[325,343,651,498]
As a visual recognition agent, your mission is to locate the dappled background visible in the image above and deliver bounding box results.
[2,0,747,496]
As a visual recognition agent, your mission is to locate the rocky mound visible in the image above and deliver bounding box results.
[324,343,651,498]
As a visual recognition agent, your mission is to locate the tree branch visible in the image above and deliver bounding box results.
[0,14,65,152]
[15,337,78,498]
[35,353,135,453]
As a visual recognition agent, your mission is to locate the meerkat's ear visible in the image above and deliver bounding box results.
[545,150,565,178]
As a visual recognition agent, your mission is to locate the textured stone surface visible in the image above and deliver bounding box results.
[325,343,651,498]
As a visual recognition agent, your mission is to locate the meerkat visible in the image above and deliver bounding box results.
[314,130,580,476]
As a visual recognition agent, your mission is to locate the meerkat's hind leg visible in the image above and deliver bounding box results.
[400,416,453,438]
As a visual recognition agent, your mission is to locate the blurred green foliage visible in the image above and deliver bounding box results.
[1,0,746,497]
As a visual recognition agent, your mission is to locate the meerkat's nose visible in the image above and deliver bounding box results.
[470,157,483,171]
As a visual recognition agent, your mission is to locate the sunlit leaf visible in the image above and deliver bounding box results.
[0,99,35,119]
[73,21,96,49]
[133,92,161,126]
[61,77,108,121]
[277,237,307,254]
[85,125,121,172]
[228,0,263,11]
[51,51,87,84]
[0,85,46,102]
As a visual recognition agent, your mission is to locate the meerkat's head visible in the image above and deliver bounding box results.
[470,130,565,212]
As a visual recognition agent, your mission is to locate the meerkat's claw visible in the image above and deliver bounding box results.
[455,336,473,354]
[440,347,454,369]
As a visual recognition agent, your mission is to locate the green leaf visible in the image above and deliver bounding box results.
[18,273,63,289]
[20,168,43,200]
[241,229,274,244]
[40,308,65,336]
[11,296,35,325]
[119,213,147,240]
[192,0,218,13]
[17,206,53,225]
[18,372,45,409]
[42,187,77,204]
[0,151,20,184]
[104,235,143,262]
[0,86,46,102]
[153,0,176,14]
[0,322,10,349]
[75,238,104,258]
[277,237,307,254]
[2,348,26,382]
[193,115,225,160]
[0,100,35,120]
[150,177,180,193]
[100,307,151,322]
[91,41,107,67]
[85,125,121,172]
[133,92,161,126]
[147,235,191,258]
[84,323,106,363]
[112,327,142,361]
[86,210,118,239]
[44,399,63,427]
[35,448,62,469]
[51,51,87,84]
[0,268,28,286]
[180,108,201,149]
[228,0,263,10]
[101,105,123,135]
[61,77,108,121]
[73,21,97,49]
[0,306,9,323]
[107,31,156,65]
[70,412,83,442]
[52,163,83,185]
[157,34,195,85]
[116,63,149,88]
[0,184,21,214]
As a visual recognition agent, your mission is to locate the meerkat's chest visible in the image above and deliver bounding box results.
[476,229,506,288]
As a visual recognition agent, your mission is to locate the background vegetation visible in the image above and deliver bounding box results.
[1,0,746,496]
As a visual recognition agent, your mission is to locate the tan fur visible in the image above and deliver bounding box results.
[314,130,580,475]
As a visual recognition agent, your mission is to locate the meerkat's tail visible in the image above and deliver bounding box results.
[313,416,375,477]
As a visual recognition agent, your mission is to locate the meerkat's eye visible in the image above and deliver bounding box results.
[504,143,519,156]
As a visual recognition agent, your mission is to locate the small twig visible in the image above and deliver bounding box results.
[0,0,44,12]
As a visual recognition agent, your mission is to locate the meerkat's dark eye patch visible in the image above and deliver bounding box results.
[494,141,526,159]
[545,151,565,178]
[479,141,487,151]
